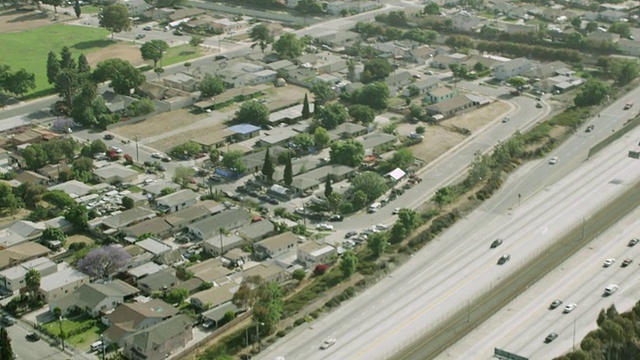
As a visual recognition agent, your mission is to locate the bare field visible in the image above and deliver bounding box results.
[147,122,228,152]
[0,9,76,33]
[442,101,511,132]
[111,108,209,140]
[265,85,314,111]
[85,43,145,67]
[0,209,30,228]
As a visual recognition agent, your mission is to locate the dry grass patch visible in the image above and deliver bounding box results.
[147,121,228,152]
[443,101,511,132]
[112,108,209,140]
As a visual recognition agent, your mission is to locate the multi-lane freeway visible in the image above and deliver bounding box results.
[255,86,640,359]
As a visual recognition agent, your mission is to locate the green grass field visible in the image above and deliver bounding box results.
[159,44,203,68]
[0,24,110,97]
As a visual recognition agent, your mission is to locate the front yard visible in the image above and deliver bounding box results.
[43,314,106,349]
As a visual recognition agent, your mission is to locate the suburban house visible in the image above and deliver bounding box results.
[385,71,414,89]
[155,189,199,213]
[493,58,537,80]
[136,238,172,257]
[100,207,157,233]
[122,217,174,240]
[253,232,298,260]
[188,209,252,240]
[93,164,139,184]
[404,45,436,64]
[162,73,199,92]
[38,267,90,302]
[297,241,337,269]
[242,262,290,283]
[237,220,275,243]
[190,282,236,311]
[0,220,45,248]
[0,257,57,291]
[122,0,150,17]
[227,123,262,142]
[361,133,397,154]
[222,248,251,268]
[268,103,315,126]
[142,180,180,199]
[121,314,193,360]
[49,180,93,198]
[136,269,181,296]
[330,122,368,139]
[425,94,484,118]
[201,301,241,329]
[202,232,245,257]
[49,279,139,317]
[0,242,50,271]
[15,170,49,186]
[104,299,179,345]
[402,77,440,97]
[425,86,458,103]
[617,39,640,56]
[189,258,233,284]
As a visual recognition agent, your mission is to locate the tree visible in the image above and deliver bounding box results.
[445,35,473,49]
[93,58,145,95]
[22,144,49,170]
[324,176,333,198]
[608,22,631,38]
[341,251,358,277]
[74,0,81,17]
[222,150,246,174]
[385,149,414,170]
[250,23,274,53]
[252,281,284,332]
[608,58,640,85]
[164,288,188,305]
[434,186,454,208]
[25,268,41,299]
[423,2,440,14]
[126,98,155,117]
[283,153,293,186]
[235,100,269,127]
[72,157,94,181]
[368,232,387,258]
[292,269,306,281]
[2,69,36,98]
[153,67,164,79]
[390,222,406,243]
[99,4,132,40]
[570,16,581,30]
[296,0,323,14]
[574,79,610,107]
[398,208,419,231]
[273,33,305,59]
[77,245,132,279]
[65,203,88,229]
[0,182,20,214]
[262,148,275,182]
[42,227,66,243]
[55,69,80,107]
[507,77,526,88]
[199,74,224,98]
[585,21,598,33]
[47,51,61,85]
[42,0,63,13]
[0,327,14,360]
[122,196,135,209]
[326,192,342,214]
[313,126,330,148]
[330,139,364,167]
[315,103,348,130]
[232,275,264,309]
[172,165,195,186]
[361,59,392,84]
[140,40,169,68]
[353,82,390,110]
[449,63,467,82]
[310,80,336,105]
[350,171,387,203]
[302,93,311,119]
[348,104,375,124]
[189,36,204,50]
[77,54,91,74]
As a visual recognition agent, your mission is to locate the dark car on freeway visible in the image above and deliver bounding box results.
[497,254,511,265]
[549,299,563,309]
[490,238,503,248]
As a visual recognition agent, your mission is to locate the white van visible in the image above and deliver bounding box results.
[90,340,104,352]
[368,202,381,213]
[604,284,619,295]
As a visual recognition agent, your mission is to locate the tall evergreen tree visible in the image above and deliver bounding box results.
[0,327,14,360]
[302,93,310,119]
[46,51,60,85]
[77,54,90,74]
[283,153,293,186]
[324,176,332,198]
[74,0,81,18]
[261,148,274,182]
[59,46,76,71]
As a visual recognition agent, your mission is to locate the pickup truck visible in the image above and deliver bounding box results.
[510,90,521,96]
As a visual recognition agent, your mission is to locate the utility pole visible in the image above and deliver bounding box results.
[100,334,106,360]
[135,134,140,163]
[58,316,65,351]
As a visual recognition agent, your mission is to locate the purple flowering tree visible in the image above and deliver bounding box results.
[76,245,131,279]
[52,117,75,133]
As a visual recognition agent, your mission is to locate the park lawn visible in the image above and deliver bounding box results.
[43,314,106,348]
[80,4,102,14]
[0,24,110,97]
[159,44,202,68]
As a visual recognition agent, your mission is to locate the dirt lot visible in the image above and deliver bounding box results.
[85,43,145,67]
[112,108,210,140]
[65,234,95,248]
[407,101,511,163]
[264,84,314,111]
[0,209,30,228]
[147,121,229,152]
[0,9,76,33]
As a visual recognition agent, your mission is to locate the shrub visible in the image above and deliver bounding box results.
[294,318,306,326]
[314,264,328,276]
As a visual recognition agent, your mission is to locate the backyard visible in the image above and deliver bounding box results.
[42,314,106,349]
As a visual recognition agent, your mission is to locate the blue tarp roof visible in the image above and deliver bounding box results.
[227,123,261,135]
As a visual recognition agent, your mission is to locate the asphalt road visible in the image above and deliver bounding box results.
[255,118,640,360]
[4,320,73,360]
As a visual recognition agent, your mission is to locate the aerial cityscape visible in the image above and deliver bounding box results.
[0,0,640,359]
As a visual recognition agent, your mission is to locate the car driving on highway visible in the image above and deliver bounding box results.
[549,156,558,164]
[603,258,616,267]
[549,299,563,309]
[624,102,633,110]
[320,338,336,349]
[490,239,503,248]
[497,254,510,265]
[629,238,639,247]
[585,125,595,132]
[544,332,558,343]
[622,258,633,267]
[604,284,619,296]
[563,303,577,313]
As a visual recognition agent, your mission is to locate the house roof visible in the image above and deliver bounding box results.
[164,205,212,227]
[426,94,475,113]
[290,176,321,190]
[0,257,56,281]
[299,164,356,182]
[429,86,456,97]
[202,301,239,322]
[108,299,178,334]
[137,269,180,293]
[361,133,397,150]
[237,220,274,241]
[412,77,440,90]
[387,168,406,181]
[15,170,48,185]
[7,220,45,238]
[154,249,184,265]
[102,207,157,230]
[93,164,138,181]
[156,189,199,208]
[227,123,261,135]
[189,208,252,239]
[128,262,167,279]
[39,267,89,292]
[243,262,287,280]
[0,242,50,268]
[136,238,172,256]
[53,280,138,311]
[298,241,335,257]
[191,282,236,307]
[142,179,180,196]
[331,122,367,136]
[122,314,191,352]
[123,217,173,238]
[190,258,233,283]
[49,180,93,198]
[255,232,297,252]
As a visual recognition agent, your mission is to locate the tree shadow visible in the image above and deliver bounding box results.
[8,12,48,23]
[179,51,196,56]
[72,39,114,50]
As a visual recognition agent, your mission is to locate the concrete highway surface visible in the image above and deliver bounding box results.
[255,112,640,360]
[439,180,640,360]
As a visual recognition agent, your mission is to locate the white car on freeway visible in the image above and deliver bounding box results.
[563,303,577,313]
[549,156,558,164]
[603,258,616,267]
[320,338,336,349]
